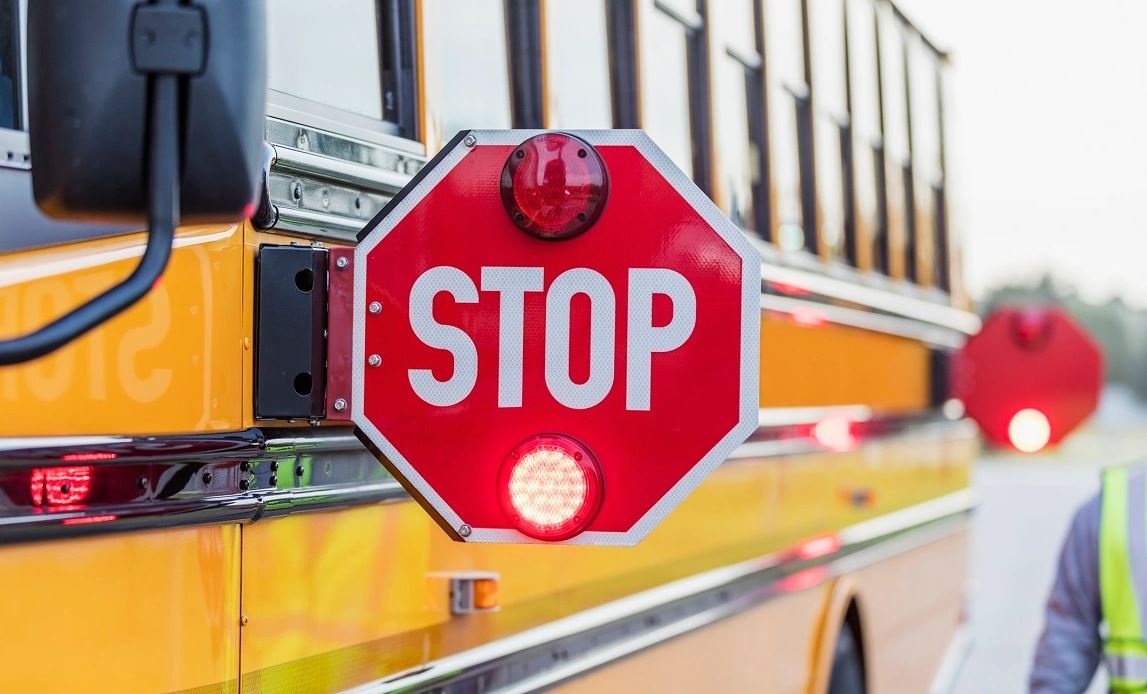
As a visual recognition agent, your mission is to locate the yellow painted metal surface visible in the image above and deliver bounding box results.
[554,584,831,694]
[0,225,245,436]
[0,526,242,694]
[552,530,968,694]
[237,425,974,692]
[760,314,931,411]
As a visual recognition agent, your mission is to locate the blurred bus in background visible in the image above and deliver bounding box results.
[0,0,979,692]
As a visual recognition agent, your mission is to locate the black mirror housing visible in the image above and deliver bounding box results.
[28,0,266,224]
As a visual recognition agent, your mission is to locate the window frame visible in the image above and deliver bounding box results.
[265,0,420,142]
[712,0,769,237]
[0,0,23,132]
[641,0,714,194]
[505,0,544,128]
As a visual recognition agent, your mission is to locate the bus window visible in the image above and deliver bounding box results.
[765,0,809,251]
[267,0,385,120]
[0,0,16,130]
[809,0,847,264]
[544,0,613,129]
[638,0,705,183]
[910,37,941,286]
[847,0,882,272]
[711,0,765,234]
[424,0,513,145]
[878,6,910,280]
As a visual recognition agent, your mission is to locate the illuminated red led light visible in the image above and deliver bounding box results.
[497,434,603,541]
[813,415,857,453]
[1011,309,1053,350]
[790,305,828,327]
[59,451,117,463]
[500,133,609,240]
[796,534,842,561]
[1008,408,1051,453]
[30,466,93,508]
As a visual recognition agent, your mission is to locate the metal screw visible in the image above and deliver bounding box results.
[368,354,382,367]
[269,474,278,487]
[269,461,279,472]
[463,134,477,147]
[239,478,251,492]
[202,470,213,485]
[333,398,348,412]
[336,256,349,270]
[291,181,303,201]
[458,524,472,538]
[240,615,249,627]
[368,301,382,314]
[239,461,250,472]
[137,476,148,490]
[295,464,305,478]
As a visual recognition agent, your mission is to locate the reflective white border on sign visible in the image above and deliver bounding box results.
[352,130,762,545]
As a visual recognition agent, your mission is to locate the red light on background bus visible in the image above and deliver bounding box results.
[30,466,93,508]
[497,434,603,541]
[500,133,609,240]
[1008,408,1052,453]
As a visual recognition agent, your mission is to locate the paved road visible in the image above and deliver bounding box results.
[953,425,1147,693]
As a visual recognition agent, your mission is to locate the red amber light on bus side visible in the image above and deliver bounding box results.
[500,133,609,240]
[497,434,603,541]
[1008,408,1052,453]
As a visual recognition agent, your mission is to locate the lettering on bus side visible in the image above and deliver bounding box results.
[406,265,697,411]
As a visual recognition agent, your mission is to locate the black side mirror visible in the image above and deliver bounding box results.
[0,0,266,365]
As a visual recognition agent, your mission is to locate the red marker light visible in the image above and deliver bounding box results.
[500,133,609,240]
[796,534,842,560]
[30,466,93,508]
[497,434,603,541]
[1011,309,1053,350]
[814,415,857,452]
[1008,408,1051,453]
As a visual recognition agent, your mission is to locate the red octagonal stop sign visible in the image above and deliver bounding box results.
[352,130,760,545]
[953,306,1103,451]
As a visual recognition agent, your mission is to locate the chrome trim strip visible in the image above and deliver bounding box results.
[0,412,975,542]
[266,90,424,155]
[761,293,967,348]
[274,205,365,240]
[273,145,414,193]
[343,490,976,694]
[929,625,974,694]
[754,238,981,335]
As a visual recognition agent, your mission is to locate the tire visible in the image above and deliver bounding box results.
[827,625,866,694]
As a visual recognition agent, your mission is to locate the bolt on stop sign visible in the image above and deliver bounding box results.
[352,130,761,545]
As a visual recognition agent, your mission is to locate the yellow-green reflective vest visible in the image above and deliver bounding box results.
[1101,465,1147,692]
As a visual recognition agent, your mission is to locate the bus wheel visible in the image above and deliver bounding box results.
[827,624,866,694]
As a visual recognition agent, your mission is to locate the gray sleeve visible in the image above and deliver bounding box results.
[1029,492,1103,694]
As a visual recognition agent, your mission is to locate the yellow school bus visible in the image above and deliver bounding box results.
[0,0,979,692]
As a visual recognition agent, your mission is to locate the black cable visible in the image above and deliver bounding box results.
[0,73,179,366]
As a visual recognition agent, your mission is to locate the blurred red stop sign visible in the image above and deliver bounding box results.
[351,131,760,545]
[953,307,1103,452]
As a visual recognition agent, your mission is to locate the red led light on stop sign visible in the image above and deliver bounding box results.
[497,434,603,541]
[500,133,609,240]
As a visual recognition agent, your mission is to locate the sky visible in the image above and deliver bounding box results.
[897,0,1147,306]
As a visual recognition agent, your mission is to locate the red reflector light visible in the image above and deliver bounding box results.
[500,133,609,240]
[497,434,603,541]
[796,534,842,560]
[30,466,93,508]
[813,415,857,452]
[59,451,117,463]
[1008,408,1051,453]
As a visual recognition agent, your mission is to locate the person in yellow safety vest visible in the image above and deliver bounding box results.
[1031,465,1147,692]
